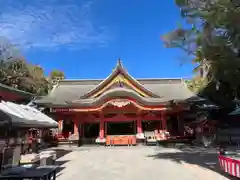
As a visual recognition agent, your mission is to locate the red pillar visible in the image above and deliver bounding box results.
[74,121,78,136]
[177,114,184,135]
[105,121,107,136]
[161,111,167,130]
[159,120,162,131]
[58,119,63,133]
[99,113,104,139]
[81,123,84,137]
[137,113,142,133]
[70,115,79,138]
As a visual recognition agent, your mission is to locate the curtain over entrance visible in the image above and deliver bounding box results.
[106,121,135,135]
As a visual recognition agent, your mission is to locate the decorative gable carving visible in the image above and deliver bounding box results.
[81,59,160,99]
[109,99,131,107]
[93,74,147,98]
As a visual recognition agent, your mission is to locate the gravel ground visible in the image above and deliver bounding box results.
[54,146,232,180]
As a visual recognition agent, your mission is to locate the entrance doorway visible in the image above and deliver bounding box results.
[83,123,99,138]
[107,121,135,135]
[168,116,179,136]
[142,120,160,131]
[62,120,74,138]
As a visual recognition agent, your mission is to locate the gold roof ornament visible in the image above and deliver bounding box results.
[112,58,122,72]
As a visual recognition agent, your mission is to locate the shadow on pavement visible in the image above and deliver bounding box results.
[54,149,72,159]
[148,146,235,179]
[50,148,72,175]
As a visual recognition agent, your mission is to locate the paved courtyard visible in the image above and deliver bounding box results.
[55,146,232,180]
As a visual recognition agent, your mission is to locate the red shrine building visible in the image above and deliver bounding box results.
[35,60,200,145]
[0,83,34,103]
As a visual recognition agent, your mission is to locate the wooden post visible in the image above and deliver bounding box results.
[77,115,83,147]
[105,121,107,136]
[177,114,184,135]
[80,119,85,138]
[74,120,78,136]
[99,113,104,139]
[58,119,63,133]
[137,113,142,133]
[158,111,162,131]
[161,111,167,130]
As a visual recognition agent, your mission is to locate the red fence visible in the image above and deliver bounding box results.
[218,155,240,178]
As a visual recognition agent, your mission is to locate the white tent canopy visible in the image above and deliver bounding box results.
[0,100,58,128]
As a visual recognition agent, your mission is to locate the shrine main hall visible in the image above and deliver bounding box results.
[35,60,199,145]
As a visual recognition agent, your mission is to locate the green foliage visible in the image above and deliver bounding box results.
[186,76,207,93]
[163,0,240,108]
[0,40,65,96]
[49,70,65,84]
[0,59,50,95]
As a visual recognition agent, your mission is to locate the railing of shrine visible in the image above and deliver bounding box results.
[106,135,136,146]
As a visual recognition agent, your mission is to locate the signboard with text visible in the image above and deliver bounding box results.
[50,108,71,113]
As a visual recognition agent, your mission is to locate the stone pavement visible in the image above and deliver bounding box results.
[54,146,232,180]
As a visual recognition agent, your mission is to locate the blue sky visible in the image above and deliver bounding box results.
[0,0,194,79]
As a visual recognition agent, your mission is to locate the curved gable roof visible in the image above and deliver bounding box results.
[34,60,198,107]
[67,87,166,107]
[81,59,160,98]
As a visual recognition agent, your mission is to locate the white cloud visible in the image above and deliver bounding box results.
[0,0,110,50]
